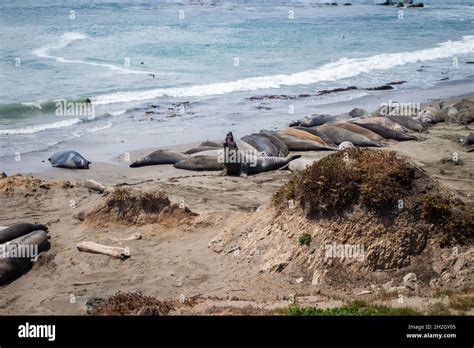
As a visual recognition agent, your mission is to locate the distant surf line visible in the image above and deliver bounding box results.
[32,32,156,76]
[92,35,474,105]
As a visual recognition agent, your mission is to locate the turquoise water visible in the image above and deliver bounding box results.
[0,0,473,158]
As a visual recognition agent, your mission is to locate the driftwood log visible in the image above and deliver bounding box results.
[77,241,130,260]
[76,179,106,193]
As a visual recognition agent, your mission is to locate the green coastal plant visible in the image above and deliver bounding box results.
[299,233,311,246]
[280,301,422,316]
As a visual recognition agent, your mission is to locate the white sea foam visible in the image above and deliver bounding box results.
[0,118,82,135]
[108,109,127,116]
[72,122,113,137]
[93,35,474,105]
[33,32,155,75]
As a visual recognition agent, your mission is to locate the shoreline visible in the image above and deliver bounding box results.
[1,75,474,175]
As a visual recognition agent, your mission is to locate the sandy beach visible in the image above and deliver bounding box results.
[1,88,473,315]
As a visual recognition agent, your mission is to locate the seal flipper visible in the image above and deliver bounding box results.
[279,155,302,170]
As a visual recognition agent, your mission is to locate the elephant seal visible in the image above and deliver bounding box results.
[221,132,301,175]
[0,230,50,285]
[386,116,428,133]
[290,113,352,127]
[281,128,332,146]
[317,125,381,147]
[457,109,474,125]
[441,105,459,123]
[0,223,48,244]
[223,153,301,176]
[242,133,280,157]
[235,138,259,154]
[332,123,386,143]
[258,133,289,157]
[415,109,437,124]
[130,150,188,168]
[49,150,90,169]
[453,99,474,111]
[184,146,220,155]
[200,141,223,148]
[291,126,336,146]
[222,132,242,175]
[418,106,444,123]
[339,141,355,150]
[262,130,337,151]
[349,108,370,118]
[355,117,409,133]
[189,149,225,157]
[352,122,419,141]
[463,133,474,146]
[174,156,225,171]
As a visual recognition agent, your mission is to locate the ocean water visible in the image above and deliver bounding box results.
[0,0,473,160]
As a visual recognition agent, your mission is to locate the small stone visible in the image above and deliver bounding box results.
[403,272,417,290]
[296,277,304,284]
[382,280,395,291]
[311,270,323,286]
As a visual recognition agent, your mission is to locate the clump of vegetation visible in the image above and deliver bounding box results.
[421,195,473,246]
[90,291,173,316]
[299,233,312,246]
[274,172,301,202]
[274,149,415,216]
[449,293,474,312]
[85,187,196,226]
[280,301,422,316]
[426,302,452,316]
[421,195,452,224]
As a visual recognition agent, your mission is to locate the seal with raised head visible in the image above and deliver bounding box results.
[0,223,48,244]
[317,125,381,147]
[49,150,91,169]
[0,230,50,285]
[129,150,188,168]
[221,132,301,176]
